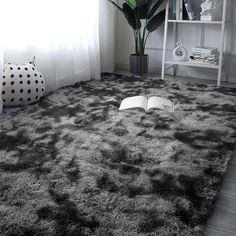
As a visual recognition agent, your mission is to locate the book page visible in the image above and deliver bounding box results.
[119,96,147,111]
[147,97,174,112]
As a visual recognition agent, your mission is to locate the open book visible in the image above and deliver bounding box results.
[119,96,175,112]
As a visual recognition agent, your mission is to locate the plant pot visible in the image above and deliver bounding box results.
[130,54,149,75]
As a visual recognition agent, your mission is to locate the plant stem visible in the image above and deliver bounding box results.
[141,18,148,55]
[137,26,140,55]
[134,6,141,55]
[143,31,150,53]
[133,29,138,54]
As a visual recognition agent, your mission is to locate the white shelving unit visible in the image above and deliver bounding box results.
[161,0,228,87]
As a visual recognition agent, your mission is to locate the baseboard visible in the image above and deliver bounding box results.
[116,58,235,83]
[116,62,219,79]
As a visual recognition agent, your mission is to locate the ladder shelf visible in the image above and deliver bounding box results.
[161,0,229,87]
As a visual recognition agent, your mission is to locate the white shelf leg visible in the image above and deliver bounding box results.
[161,0,170,80]
[173,22,177,76]
[217,0,227,87]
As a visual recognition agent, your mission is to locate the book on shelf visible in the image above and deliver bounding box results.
[176,0,180,20]
[119,96,175,113]
[179,0,183,20]
[172,0,195,21]
[172,0,176,20]
[183,4,188,20]
[190,46,219,65]
[183,0,195,20]
[192,46,218,54]
[189,57,219,65]
[192,53,218,59]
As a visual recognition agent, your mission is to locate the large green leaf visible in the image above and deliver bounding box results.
[147,9,165,32]
[107,1,141,30]
[136,0,148,7]
[123,3,141,30]
[134,2,149,19]
[125,0,137,9]
[148,0,166,19]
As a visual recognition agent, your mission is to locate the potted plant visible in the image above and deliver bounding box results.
[108,0,166,75]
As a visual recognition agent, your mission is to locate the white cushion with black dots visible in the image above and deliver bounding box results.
[2,57,45,107]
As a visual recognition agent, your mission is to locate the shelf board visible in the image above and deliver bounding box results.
[168,20,223,25]
[165,60,220,69]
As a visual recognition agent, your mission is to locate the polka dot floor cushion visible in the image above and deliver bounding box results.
[2,57,45,106]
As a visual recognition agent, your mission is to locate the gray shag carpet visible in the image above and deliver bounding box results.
[0,73,236,236]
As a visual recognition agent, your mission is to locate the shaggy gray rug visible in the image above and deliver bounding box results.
[0,73,236,236]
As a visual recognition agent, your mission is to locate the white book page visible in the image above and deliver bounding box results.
[147,97,173,112]
[119,96,147,111]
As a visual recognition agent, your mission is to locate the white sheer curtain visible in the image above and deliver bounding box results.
[99,0,117,73]
[0,48,3,113]
[0,0,116,113]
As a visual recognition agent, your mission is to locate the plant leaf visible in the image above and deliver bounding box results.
[125,0,137,9]
[136,0,148,7]
[108,1,141,30]
[148,0,167,19]
[123,3,141,30]
[147,9,165,32]
[135,2,149,19]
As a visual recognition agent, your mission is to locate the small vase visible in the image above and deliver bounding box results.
[130,54,148,75]
[173,41,188,61]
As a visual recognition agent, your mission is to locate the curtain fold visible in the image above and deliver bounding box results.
[0,47,3,114]
[0,0,116,113]
[99,0,117,73]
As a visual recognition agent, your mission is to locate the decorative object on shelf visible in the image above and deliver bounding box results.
[108,0,166,75]
[172,41,188,61]
[200,0,217,21]
[2,57,45,107]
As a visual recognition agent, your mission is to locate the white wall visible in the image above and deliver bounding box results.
[115,0,236,83]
